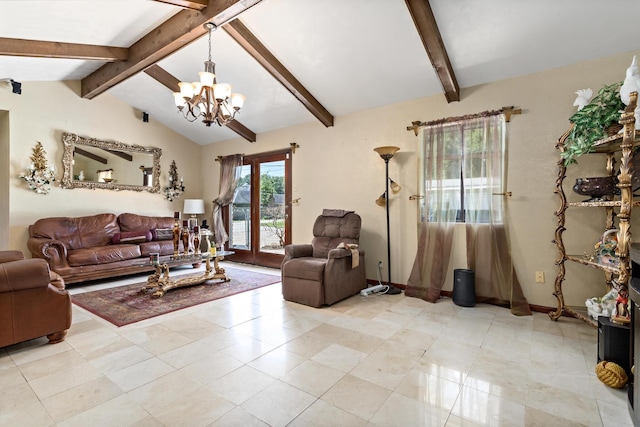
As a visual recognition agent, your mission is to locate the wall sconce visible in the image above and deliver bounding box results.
[164,160,185,201]
[19,142,56,194]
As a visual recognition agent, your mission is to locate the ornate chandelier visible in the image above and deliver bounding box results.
[173,22,246,127]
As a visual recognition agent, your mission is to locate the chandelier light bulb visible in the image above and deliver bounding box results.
[213,83,231,101]
[173,92,185,107]
[231,93,246,110]
[199,71,215,88]
[179,82,194,99]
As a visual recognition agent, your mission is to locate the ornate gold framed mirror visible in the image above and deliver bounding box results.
[61,133,161,193]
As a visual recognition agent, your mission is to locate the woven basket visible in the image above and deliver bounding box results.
[596,361,628,388]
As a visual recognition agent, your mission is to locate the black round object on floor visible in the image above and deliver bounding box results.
[453,269,476,307]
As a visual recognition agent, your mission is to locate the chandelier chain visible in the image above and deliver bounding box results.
[207,26,212,63]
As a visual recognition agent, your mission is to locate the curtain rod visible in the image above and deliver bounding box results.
[406,106,522,136]
[215,154,245,162]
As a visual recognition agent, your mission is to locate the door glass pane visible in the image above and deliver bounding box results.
[259,160,285,254]
[229,164,251,250]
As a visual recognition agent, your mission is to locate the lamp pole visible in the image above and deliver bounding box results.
[375,146,402,295]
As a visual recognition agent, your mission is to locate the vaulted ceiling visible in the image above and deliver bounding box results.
[1,0,640,145]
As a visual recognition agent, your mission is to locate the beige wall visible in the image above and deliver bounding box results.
[202,49,640,309]
[1,81,202,256]
[3,50,639,309]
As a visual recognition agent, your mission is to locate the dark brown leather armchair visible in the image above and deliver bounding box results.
[281,211,367,307]
[0,250,72,348]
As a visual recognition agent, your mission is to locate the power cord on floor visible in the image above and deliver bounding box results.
[376,263,390,295]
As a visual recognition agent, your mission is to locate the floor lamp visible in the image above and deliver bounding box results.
[374,146,402,295]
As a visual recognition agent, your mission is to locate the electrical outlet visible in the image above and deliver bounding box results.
[378,261,383,269]
[535,271,545,283]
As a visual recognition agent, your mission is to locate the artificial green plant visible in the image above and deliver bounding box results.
[562,82,624,166]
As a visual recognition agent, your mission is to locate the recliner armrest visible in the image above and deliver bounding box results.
[0,258,52,292]
[284,244,313,259]
[0,250,25,264]
[328,248,351,259]
[328,248,366,259]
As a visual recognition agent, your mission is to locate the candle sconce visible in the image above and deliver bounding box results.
[19,142,56,194]
[164,160,185,201]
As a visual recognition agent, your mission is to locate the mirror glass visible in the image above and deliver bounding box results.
[61,133,161,193]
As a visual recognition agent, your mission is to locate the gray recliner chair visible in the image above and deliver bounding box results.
[281,210,367,307]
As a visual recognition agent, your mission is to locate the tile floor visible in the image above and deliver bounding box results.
[0,262,635,426]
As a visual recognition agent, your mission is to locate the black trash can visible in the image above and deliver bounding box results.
[453,269,476,307]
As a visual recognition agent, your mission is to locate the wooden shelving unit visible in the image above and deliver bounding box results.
[552,92,638,326]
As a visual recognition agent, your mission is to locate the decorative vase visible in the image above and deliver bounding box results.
[193,226,200,255]
[181,220,190,255]
[172,214,180,257]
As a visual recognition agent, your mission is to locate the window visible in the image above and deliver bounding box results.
[421,115,505,224]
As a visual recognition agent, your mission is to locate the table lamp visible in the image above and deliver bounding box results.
[183,199,205,230]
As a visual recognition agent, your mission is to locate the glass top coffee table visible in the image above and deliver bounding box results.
[140,251,235,297]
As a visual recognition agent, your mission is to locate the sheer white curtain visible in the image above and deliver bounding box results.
[212,154,243,248]
[405,124,457,302]
[407,113,530,315]
[464,115,530,315]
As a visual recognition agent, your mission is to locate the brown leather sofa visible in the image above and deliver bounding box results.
[0,250,72,348]
[28,213,185,284]
[281,210,367,307]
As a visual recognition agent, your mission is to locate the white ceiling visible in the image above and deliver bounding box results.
[1,0,640,145]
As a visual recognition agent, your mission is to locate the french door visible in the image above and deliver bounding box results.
[226,149,292,268]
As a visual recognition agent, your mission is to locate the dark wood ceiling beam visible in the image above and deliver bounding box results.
[223,20,334,127]
[404,0,460,103]
[81,0,263,99]
[144,64,256,142]
[151,0,208,10]
[74,147,107,164]
[0,38,128,61]
[105,149,133,162]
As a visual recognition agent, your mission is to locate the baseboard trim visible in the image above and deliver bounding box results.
[365,279,570,318]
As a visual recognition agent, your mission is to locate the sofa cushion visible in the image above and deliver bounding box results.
[30,214,119,250]
[118,213,175,234]
[67,244,141,267]
[139,240,177,257]
[111,230,152,244]
[151,228,174,241]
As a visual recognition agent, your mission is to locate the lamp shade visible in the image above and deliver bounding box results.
[374,146,400,159]
[183,199,205,215]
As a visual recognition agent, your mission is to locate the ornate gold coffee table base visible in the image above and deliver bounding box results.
[141,255,230,297]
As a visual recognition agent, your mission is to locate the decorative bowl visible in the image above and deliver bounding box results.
[573,176,618,201]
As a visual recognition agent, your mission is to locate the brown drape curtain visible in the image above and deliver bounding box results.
[212,154,243,248]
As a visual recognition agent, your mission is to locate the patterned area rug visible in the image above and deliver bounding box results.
[72,267,281,327]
